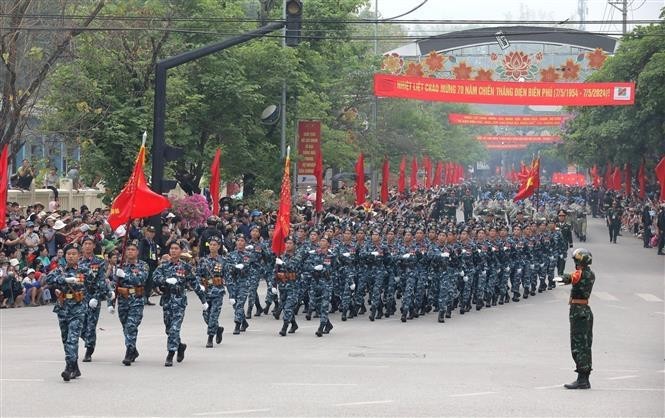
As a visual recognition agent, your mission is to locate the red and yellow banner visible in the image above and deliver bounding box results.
[476,135,562,143]
[296,120,322,184]
[449,113,568,126]
[374,74,635,106]
[485,144,529,150]
[552,172,587,186]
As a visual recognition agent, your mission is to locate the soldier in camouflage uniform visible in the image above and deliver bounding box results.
[225,235,256,335]
[263,225,279,315]
[556,248,595,390]
[46,243,99,381]
[556,210,573,275]
[430,232,451,322]
[363,230,389,321]
[197,236,226,348]
[336,227,358,321]
[78,237,107,362]
[398,229,418,321]
[111,240,149,365]
[383,229,400,318]
[153,241,207,367]
[350,228,368,317]
[274,237,302,336]
[306,237,336,336]
[457,229,476,314]
[246,225,267,318]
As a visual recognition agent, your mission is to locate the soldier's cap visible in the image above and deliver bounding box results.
[557,210,567,216]
[146,225,156,232]
[250,224,261,231]
[81,235,96,244]
[267,224,275,230]
[208,236,222,244]
[126,239,140,248]
[64,242,81,253]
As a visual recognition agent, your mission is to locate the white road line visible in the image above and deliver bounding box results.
[0,378,45,382]
[594,291,618,301]
[449,391,497,398]
[335,400,394,407]
[535,384,563,389]
[595,388,665,392]
[636,293,663,302]
[314,365,389,369]
[193,409,270,416]
[607,375,638,380]
[272,383,358,387]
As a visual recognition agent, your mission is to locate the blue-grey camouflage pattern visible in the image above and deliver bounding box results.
[225,249,257,324]
[197,254,226,336]
[78,255,107,350]
[115,260,149,349]
[273,252,302,322]
[306,248,336,326]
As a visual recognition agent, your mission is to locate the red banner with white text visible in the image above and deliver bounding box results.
[552,172,587,186]
[374,74,635,106]
[449,113,568,126]
[477,135,562,144]
[296,120,322,185]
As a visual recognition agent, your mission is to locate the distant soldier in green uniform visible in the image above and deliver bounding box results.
[556,209,573,275]
[555,248,595,390]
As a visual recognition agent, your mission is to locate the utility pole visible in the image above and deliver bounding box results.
[577,0,587,30]
[608,0,628,34]
[370,0,379,201]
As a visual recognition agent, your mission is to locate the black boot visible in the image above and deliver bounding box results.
[206,335,214,348]
[512,293,520,302]
[61,361,74,382]
[369,307,376,322]
[72,360,81,378]
[315,324,324,337]
[341,310,347,321]
[485,300,491,308]
[498,295,504,305]
[359,303,367,314]
[273,308,281,320]
[289,318,298,334]
[216,326,224,344]
[241,319,249,332]
[408,310,415,320]
[530,289,536,296]
[476,302,482,311]
[491,296,497,306]
[323,320,333,334]
[233,321,241,335]
[305,309,312,321]
[438,311,445,323]
[460,306,465,315]
[349,305,357,318]
[376,307,383,320]
[523,290,529,299]
[255,299,263,317]
[123,347,134,365]
[445,307,452,318]
[131,347,139,362]
[246,305,252,319]
[279,321,289,336]
[401,312,407,322]
[164,351,175,367]
[564,371,591,389]
[82,346,94,362]
[176,343,186,362]
[273,300,280,315]
[263,301,271,315]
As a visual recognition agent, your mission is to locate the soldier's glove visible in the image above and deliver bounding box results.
[442,252,450,258]
[540,263,545,268]
[107,306,115,315]
[349,283,356,291]
[463,276,469,283]
[530,264,535,269]
[517,268,522,274]
[505,267,511,272]
[503,247,508,251]
[88,298,98,309]
[165,277,178,285]
[246,245,254,251]
[394,276,400,283]
[109,291,115,300]
[202,302,209,311]
[461,249,467,254]
[402,253,411,259]
[199,284,206,292]
[275,258,284,266]
[553,276,564,283]
[549,256,555,261]
[314,265,324,271]
[64,276,77,284]
[271,287,278,295]
[342,252,351,258]
[234,263,244,270]
[482,270,487,276]
[229,298,236,306]
[477,249,482,254]
[115,269,126,279]
[371,251,379,256]
[459,270,465,276]
[308,250,315,255]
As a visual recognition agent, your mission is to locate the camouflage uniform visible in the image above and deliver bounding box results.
[78,255,107,353]
[246,238,267,316]
[362,241,389,319]
[306,248,337,329]
[335,241,358,318]
[114,260,149,353]
[562,267,595,373]
[225,248,257,325]
[153,260,206,352]
[197,254,226,338]
[273,252,302,323]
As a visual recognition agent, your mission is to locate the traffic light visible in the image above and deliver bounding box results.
[285,0,302,47]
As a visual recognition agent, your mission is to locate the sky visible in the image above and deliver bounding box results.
[370,0,663,34]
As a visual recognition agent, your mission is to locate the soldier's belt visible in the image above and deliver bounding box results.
[202,277,225,287]
[569,298,589,305]
[117,286,144,298]
[58,291,84,303]
[276,272,297,282]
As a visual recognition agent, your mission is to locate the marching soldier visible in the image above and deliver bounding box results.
[111,240,149,365]
[153,241,208,367]
[274,237,301,336]
[556,210,573,275]
[197,236,226,348]
[225,235,255,335]
[78,236,107,363]
[555,248,595,390]
[306,237,336,336]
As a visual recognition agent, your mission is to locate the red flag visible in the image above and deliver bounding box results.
[604,163,612,188]
[433,161,443,187]
[0,144,8,230]
[513,157,540,201]
[611,167,622,191]
[397,157,406,194]
[210,148,221,216]
[590,164,601,187]
[410,156,418,191]
[624,163,632,196]
[531,158,540,190]
[355,153,366,205]
[638,160,646,199]
[272,149,292,255]
[108,141,171,231]
[423,156,432,188]
[655,156,665,202]
[314,150,323,213]
[380,157,390,203]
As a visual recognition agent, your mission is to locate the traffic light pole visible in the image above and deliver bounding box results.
[151,21,285,195]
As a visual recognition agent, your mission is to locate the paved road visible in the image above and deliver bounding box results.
[1,218,663,417]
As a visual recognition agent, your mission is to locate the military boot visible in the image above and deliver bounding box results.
[176,343,187,362]
[72,360,81,378]
[279,321,289,336]
[82,346,94,362]
[289,318,298,334]
[349,305,357,318]
[359,303,367,315]
[401,312,407,322]
[233,321,241,335]
[263,301,271,315]
[272,300,280,315]
[315,324,324,337]
[323,320,333,334]
[476,302,483,311]
[216,326,224,344]
[376,307,383,320]
[123,347,134,365]
[408,310,416,320]
[255,299,263,317]
[485,299,492,308]
[438,311,445,323]
[131,347,139,362]
[246,305,253,319]
[523,290,529,299]
[240,319,249,332]
[369,307,376,321]
[305,309,312,321]
[164,351,175,367]
[564,371,591,389]
[341,310,347,321]
[206,335,214,348]
[512,293,520,302]
[273,308,281,320]
[445,307,452,318]
[61,361,75,382]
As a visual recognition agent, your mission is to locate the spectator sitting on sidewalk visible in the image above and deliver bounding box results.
[21,268,42,306]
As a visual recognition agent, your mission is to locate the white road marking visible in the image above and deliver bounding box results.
[0,378,44,382]
[606,305,628,310]
[314,364,389,369]
[594,291,618,301]
[335,400,393,407]
[607,375,638,380]
[636,293,663,302]
[535,384,564,389]
[193,409,270,416]
[272,383,358,387]
[449,391,497,398]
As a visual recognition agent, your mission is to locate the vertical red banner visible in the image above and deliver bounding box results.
[296,120,322,185]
